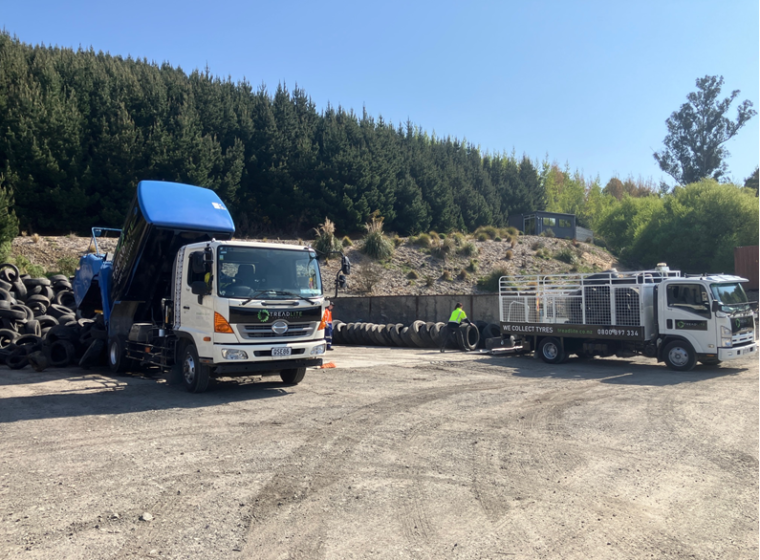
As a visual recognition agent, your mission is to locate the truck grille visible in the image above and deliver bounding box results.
[239,322,315,339]
[733,331,755,345]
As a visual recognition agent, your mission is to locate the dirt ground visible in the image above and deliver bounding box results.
[0,347,757,560]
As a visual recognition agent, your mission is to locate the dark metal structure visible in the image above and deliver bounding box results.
[508,211,591,241]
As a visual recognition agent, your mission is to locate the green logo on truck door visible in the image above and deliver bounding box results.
[258,309,270,323]
[676,320,707,330]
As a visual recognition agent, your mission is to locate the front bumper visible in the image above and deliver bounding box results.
[206,338,326,372]
[718,342,758,361]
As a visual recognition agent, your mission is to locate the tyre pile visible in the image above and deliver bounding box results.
[332,319,502,352]
[0,263,107,371]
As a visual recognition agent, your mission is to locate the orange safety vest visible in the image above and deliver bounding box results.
[319,308,332,330]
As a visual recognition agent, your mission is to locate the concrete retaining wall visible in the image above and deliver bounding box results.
[331,294,499,325]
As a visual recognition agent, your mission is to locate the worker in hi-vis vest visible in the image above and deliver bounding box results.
[440,302,471,352]
[322,302,334,350]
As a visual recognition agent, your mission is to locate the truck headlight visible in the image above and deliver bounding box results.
[222,349,249,360]
[310,344,326,355]
[720,326,732,348]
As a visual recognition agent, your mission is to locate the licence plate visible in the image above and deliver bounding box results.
[272,347,292,357]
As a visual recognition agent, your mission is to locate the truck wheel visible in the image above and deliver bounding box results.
[280,367,306,385]
[538,337,565,364]
[663,340,696,371]
[108,337,134,373]
[182,343,210,393]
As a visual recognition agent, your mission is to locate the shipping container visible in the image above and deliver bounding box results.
[734,246,759,291]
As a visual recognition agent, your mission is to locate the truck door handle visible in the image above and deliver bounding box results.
[183,306,190,310]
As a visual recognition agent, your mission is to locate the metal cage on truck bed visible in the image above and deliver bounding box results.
[499,269,682,339]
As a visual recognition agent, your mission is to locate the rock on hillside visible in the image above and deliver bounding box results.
[10,233,617,296]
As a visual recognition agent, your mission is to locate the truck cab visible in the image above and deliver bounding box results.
[173,240,328,390]
[657,275,757,368]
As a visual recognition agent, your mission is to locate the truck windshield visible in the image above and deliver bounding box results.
[710,283,751,311]
[217,246,322,300]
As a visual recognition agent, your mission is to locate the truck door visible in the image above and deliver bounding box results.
[659,282,714,352]
[179,250,215,357]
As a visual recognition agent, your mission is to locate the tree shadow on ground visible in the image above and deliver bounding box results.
[0,365,296,423]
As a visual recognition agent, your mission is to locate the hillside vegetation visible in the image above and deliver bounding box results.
[10,230,616,296]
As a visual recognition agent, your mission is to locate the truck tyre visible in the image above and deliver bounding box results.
[108,337,135,373]
[538,337,565,364]
[280,367,306,385]
[663,340,697,371]
[182,343,210,393]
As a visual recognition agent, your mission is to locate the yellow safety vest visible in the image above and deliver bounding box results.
[449,308,467,323]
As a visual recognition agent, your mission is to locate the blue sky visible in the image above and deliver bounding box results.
[3,0,758,187]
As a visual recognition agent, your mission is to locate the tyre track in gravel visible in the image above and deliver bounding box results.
[240,374,507,559]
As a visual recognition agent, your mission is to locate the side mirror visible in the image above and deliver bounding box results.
[338,274,348,288]
[191,280,211,296]
[711,300,721,312]
[341,255,351,275]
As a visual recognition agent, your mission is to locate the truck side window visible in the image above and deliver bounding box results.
[187,253,209,287]
[666,284,710,317]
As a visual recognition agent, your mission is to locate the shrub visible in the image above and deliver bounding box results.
[429,231,440,241]
[554,248,576,264]
[415,233,432,248]
[494,236,502,242]
[477,266,510,292]
[531,241,544,251]
[361,218,394,260]
[457,242,478,257]
[505,226,519,237]
[593,237,607,248]
[441,270,452,281]
[466,259,479,273]
[540,228,556,238]
[475,225,499,239]
[407,270,420,280]
[342,236,353,247]
[505,250,513,260]
[356,262,384,293]
[431,238,455,260]
[392,236,403,247]
[457,269,469,281]
[56,256,78,277]
[535,248,550,260]
[424,275,434,287]
[451,232,465,246]
[313,218,341,258]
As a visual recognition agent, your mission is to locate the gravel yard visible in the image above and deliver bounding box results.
[0,347,757,560]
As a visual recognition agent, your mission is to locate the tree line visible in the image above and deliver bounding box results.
[0,32,544,238]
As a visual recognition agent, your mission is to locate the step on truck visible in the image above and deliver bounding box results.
[498,265,757,370]
[73,180,349,392]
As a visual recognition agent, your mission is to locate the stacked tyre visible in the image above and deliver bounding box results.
[332,319,489,352]
[0,263,107,371]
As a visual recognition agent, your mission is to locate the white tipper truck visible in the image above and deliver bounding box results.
[74,180,350,392]
[498,266,757,370]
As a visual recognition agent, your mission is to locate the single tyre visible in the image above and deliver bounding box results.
[181,343,210,393]
[458,323,480,351]
[108,337,135,373]
[663,340,697,371]
[280,367,306,385]
[48,340,76,367]
[538,337,565,364]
